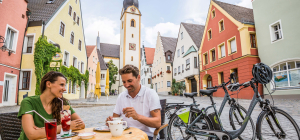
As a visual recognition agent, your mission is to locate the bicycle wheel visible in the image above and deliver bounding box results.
[257,108,300,140]
[229,104,255,140]
[167,114,212,140]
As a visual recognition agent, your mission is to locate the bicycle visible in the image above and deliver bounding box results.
[180,63,300,139]
[167,72,255,140]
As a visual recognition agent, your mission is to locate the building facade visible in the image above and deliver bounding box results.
[0,0,29,106]
[140,46,155,88]
[173,23,204,94]
[86,45,97,95]
[252,0,300,99]
[199,0,262,99]
[18,0,87,104]
[152,32,177,95]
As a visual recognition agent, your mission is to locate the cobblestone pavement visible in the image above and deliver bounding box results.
[1,95,300,139]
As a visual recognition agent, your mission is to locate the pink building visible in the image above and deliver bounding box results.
[0,0,29,106]
[86,45,98,97]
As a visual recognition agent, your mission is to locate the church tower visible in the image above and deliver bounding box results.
[119,0,141,70]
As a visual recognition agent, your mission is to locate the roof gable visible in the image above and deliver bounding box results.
[100,43,120,58]
[86,45,96,58]
[27,0,66,23]
[161,36,177,53]
[183,45,197,57]
[97,49,108,70]
[181,23,205,48]
[144,47,155,65]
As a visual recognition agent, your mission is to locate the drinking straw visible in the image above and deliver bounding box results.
[25,110,49,122]
[58,98,63,111]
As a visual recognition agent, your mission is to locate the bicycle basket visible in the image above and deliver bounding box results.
[175,107,190,124]
[208,112,221,130]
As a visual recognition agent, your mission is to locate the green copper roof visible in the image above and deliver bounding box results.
[183,45,197,57]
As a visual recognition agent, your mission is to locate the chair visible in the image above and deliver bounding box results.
[0,112,22,140]
[153,99,168,140]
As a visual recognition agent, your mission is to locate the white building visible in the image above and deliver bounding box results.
[140,46,155,88]
[173,23,205,93]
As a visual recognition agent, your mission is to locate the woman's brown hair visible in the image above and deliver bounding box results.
[40,71,69,124]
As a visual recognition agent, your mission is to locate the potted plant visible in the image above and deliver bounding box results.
[166,70,171,73]
[157,74,159,76]
[160,71,162,74]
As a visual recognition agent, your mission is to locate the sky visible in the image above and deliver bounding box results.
[81,0,253,48]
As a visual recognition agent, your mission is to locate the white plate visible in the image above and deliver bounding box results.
[78,132,96,139]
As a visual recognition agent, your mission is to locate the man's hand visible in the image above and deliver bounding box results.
[71,119,84,130]
[123,107,140,120]
[106,116,113,126]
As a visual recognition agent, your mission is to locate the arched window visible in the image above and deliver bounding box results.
[131,56,133,61]
[70,32,74,44]
[131,19,135,27]
[207,75,212,88]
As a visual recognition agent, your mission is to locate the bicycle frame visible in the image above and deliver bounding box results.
[186,81,263,139]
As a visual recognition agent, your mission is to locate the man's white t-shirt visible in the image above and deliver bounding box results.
[113,85,161,137]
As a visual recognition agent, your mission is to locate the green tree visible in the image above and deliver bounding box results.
[107,60,118,92]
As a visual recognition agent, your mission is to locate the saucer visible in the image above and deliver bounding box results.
[93,126,129,132]
[57,132,78,139]
[78,132,96,139]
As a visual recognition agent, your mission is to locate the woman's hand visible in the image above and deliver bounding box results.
[71,119,84,130]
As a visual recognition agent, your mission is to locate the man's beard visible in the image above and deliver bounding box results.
[127,86,135,92]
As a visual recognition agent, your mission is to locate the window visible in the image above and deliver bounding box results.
[182,64,184,73]
[73,57,77,68]
[194,57,197,68]
[73,12,76,21]
[181,46,184,54]
[272,61,300,89]
[5,28,17,50]
[219,44,225,58]
[178,66,181,74]
[204,53,208,65]
[161,81,163,88]
[218,72,224,84]
[64,51,69,66]
[219,20,224,32]
[81,62,84,73]
[69,6,72,16]
[22,71,31,90]
[78,62,80,70]
[229,38,237,53]
[177,49,180,57]
[250,34,256,48]
[60,22,65,36]
[211,10,215,18]
[75,0,77,4]
[148,78,151,84]
[24,36,34,53]
[92,70,93,76]
[167,66,170,71]
[186,58,190,70]
[270,21,283,42]
[68,80,72,93]
[167,55,170,60]
[72,82,75,94]
[208,29,212,40]
[101,74,105,79]
[207,75,212,88]
[70,32,74,44]
[181,32,183,40]
[78,40,81,51]
[131,19,135,27]
[77,17,80,25]
[131,56,133,61]
[231,68,239,82]
[132,34,134,38]
[211,49,216,61]
[174,68,177,76]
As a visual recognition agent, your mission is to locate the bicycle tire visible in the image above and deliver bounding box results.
[256,108,300,140]
[167,113,213,140]
[229,104,255,140]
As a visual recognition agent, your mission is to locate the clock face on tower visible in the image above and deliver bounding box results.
[129,43,136,51]
[130,7,136,13]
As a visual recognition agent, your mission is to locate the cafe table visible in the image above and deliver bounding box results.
[41,127,149,140]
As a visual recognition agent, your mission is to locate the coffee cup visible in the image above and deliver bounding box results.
[107,121,127,137]
[112,117,123,122]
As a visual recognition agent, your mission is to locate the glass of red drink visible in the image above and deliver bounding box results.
[45,119,57,140]
[60,110,71,135]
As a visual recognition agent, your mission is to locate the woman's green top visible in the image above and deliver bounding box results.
[17,96,75,140]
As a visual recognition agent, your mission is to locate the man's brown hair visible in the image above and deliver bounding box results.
[119,64,139,78]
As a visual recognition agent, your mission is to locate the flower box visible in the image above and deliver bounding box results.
[160,71,162,74]
[157,74,159,76]
[166,70,171,73]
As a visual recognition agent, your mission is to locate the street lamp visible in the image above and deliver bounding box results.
[0,35,7,52]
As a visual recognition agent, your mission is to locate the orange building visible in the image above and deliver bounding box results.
[199,0,262,99]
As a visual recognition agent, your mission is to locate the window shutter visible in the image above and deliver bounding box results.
[23,37,28,53]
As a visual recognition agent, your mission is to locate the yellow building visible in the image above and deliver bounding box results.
[19,0,87,104]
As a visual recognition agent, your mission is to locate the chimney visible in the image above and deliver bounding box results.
[96,31,100,51]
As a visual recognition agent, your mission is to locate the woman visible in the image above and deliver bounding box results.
[18,71,85,140]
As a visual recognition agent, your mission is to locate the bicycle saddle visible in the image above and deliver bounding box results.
[184,92,198,98]
[200,89,217,96]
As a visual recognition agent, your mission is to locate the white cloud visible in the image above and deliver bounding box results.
[84,16,120,45]
[236,0,253,9]
[144,22,179,46]
[180,0,210,25]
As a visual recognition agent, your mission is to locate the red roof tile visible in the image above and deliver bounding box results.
[86,45,96,58]
[144,47,155,65]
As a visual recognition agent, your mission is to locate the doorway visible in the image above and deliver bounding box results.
[2,73,17,106]
[191,78,197,93]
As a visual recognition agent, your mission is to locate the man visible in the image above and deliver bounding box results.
[106,65,161,140]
